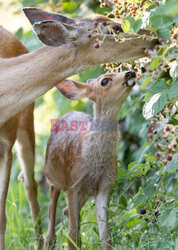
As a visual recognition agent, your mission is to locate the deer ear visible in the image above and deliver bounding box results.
[56,79,95,101]
[32,21,79,47]
[23,7,73,25]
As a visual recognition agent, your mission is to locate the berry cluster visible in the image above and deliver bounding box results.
[99,0,158,18]
[100,57,151,79]
[87,18,151,50]
[94,0,178,79]
[147,103,177,166]
[138,193,168,223]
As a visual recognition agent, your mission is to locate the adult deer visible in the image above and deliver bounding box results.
[44,71,136,249]
[0,7,157,127]
[0,27,43,250]
[0,7,156,249]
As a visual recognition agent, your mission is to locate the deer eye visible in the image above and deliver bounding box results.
[101,78,111,87]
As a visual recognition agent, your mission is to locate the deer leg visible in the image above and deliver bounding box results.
[67,191,83,250]
[95,189,111,250]
[16,126,43,248]
[45,185,60,249]
[0,149,12,250]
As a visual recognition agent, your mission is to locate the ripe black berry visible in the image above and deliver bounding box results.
[139,209,146,215]
[155,211,161,217]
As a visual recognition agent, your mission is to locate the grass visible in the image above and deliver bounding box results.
[5,156,104,249]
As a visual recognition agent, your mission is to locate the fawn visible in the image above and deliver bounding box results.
[44,71,136,249]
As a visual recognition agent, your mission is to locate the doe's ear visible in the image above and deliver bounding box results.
[23,7,73,25]
[56,79,95,101]
[32,20,79,47]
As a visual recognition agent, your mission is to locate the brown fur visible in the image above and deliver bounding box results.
[0,27,42,250]
[44,72,134,249]
[0,8,157,126]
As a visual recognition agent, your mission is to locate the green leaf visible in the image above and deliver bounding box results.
[157,28,170,41]
[123,17,142,33]
[164,154,178,173]
[166,47,178,61]
[150,57,163,70]
[143,92,168,120]
[119,195,127,208]
[150,14,173,28]
[62,2,78,13]
[123,19,130,32]
[117,168,128,179]
[158,208,178,230]
[168,81,178,99]
[143,185,155,198]
[132,19,142,33]
[170,60,178,80]
[141,76,152,89]
[144,80,168,101]
[128,162,150,177]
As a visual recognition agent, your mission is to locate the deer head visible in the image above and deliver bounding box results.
[23,8,157,63]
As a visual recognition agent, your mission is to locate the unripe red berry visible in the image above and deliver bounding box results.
[167,155,172,161]
[163,161,167,166]
[173,34,177,39]
[148,133,153,139]
[93,21,99,26]
[155,152,160,158]
[94,43,99,48]
[158,38,163,43]
[165,126,170,131]
[166,147,172,154]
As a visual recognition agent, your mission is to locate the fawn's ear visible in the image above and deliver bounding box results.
[56,79,95,101]
[23,8,87,47]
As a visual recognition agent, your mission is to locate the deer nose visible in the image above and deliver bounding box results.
[125,71,136,79]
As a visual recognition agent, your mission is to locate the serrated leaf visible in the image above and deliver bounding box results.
[144,80,168,101]
[164,154,178,173]
[143,92,168,120]
[141,76,152,89]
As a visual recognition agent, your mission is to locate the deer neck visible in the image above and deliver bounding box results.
[84,104,121,161]
[0,44,91,126]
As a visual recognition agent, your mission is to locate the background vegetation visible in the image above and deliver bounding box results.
[1,0,177,249]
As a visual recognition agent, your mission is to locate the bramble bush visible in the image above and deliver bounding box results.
[5,0,178,249]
